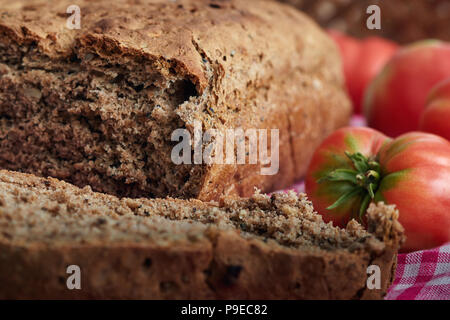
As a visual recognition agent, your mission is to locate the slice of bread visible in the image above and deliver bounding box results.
[0,170,404,299]
[0,0,351,200]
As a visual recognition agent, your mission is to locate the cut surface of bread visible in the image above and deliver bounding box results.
[0,170,404,299]
[0,0,351,200]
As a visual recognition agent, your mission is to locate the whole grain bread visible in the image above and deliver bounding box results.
[0,170,404,299]
[0,0,351,201]
[279,0,450,43]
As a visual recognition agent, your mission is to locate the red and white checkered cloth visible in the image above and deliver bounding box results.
[386,243,450,300]
[276,115,450,300]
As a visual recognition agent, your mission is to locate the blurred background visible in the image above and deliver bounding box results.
[279,0,450,43]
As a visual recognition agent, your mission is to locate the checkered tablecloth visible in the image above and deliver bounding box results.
[278,115,450,300]
[386,243,450,300]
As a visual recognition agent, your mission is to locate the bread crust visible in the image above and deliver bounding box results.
[0,0,351,200]
[0,170,404,299]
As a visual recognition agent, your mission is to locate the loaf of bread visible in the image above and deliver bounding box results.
[0,170,404,299]
[0,0,351,201]
[279,0,450,43]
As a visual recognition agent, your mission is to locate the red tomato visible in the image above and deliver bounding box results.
[328,30,398,114]
[364,40,450,137]
[305,127,391,227]
[420,78,450,141]
[306,127,450,252]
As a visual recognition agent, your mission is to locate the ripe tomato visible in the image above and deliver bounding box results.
[420,78,450,141]
[306,127,450,252]
[305,127,391,227]
[364,40,450,137]
[328,30,398,114]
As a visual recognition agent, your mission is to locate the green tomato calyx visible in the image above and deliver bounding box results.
[318,151,382,220]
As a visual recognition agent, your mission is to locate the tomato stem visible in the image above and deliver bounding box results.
[319,151,382,220]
